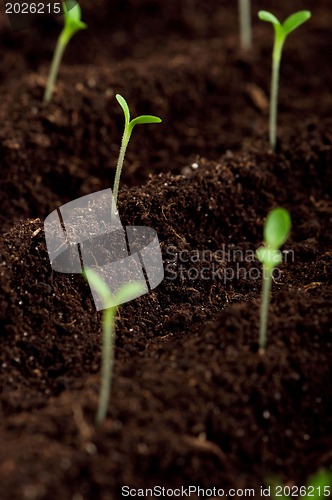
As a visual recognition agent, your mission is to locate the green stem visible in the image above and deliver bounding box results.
[259,265,273,352]
[269,37,284,151]
[43,32,68,103]
[113,128,131,204]
[238,0,252,50]
[269,56,280,151]
[96,307,116,426]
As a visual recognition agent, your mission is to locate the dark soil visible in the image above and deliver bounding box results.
[0,0,331,499]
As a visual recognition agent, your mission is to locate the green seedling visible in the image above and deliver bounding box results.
[83,268,144,426]
[43,1,87,103]
[258,10,311,151]
[269,469,331,500]
[238,0,252,50]
[113,94,162,204]
[256,208,291,353]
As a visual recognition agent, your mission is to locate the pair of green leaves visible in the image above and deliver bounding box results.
[116,94,162,133]
[258,10,311,53]
[256,208,291,269]
[84,269,144,310]
[259,10,311,36]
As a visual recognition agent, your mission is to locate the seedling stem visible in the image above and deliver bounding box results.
[43,1,87,103]
[256,208,291,353]
[83,269,144,426]
[238,0,252,50]
[97,304,116,426]
[270,37,283,152]
[113,126,131,205]
[259,267,273,352]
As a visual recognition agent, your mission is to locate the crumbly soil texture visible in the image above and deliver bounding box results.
[0,1,331,499]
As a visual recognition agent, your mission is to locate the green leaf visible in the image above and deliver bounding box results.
[256,247,282,268]
[130,115,162,129]
[116,94,131,125]
[114,282,146,306]
[63,1,87,31]
[83,268,145,309]
[258,11,281,26]
[116,94,162,132]
[264,208,291,250]
[83,268,113,309]
[282,11,311,36]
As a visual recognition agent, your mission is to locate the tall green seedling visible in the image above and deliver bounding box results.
[238,0,252,50]
[256,208,291,353]
[258,10,311,151]
[113,94,162,203]
[44,1,87,103]
[84,268,144,426]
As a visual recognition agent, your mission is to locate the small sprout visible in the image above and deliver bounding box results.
[256,208,291,353]
[43,1,87,103]
[238,0,252,50]
[258,10,311,151]
[113,94,162,204]
[83,268,145,426]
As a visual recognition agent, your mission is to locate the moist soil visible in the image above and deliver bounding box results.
[0,0,331,499]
